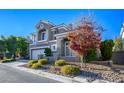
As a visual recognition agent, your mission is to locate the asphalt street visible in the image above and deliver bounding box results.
[0,64,60,83]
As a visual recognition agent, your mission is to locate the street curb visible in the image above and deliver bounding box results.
[1,63,110,83]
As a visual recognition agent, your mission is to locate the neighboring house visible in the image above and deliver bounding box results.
[120,22,124,51]
[29,20,76,61]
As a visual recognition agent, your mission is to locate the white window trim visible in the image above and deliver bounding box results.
[49,40,57,42]
[51,44,57,52]
[38,40,47,42]
[54,32,68,37]
[41,31,47,41]
[30,46,50,50]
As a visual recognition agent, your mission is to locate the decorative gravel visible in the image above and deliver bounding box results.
[39,63,124,82]
[79,63,124,82]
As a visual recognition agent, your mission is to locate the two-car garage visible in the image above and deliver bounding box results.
[30,48,45,60]
[30,44,57,60]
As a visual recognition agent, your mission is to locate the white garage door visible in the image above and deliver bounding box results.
[31,49,44,60]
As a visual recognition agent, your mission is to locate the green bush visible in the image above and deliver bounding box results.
[61,65,80,75]
[27,60,38,67]
[6,58,15,62]
[100,40,114,60]
[0,58,15,63]
[44,48,52,56]
[31,63,40,69]
[38,59,47,65]
[55,60,66,66]
[85,48,97,62]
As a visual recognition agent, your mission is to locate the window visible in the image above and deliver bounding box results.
[65,42,70,56]
[53,46,55,50]
[51,44,57,51]
[41,32,47,40]
[65,42,75,57]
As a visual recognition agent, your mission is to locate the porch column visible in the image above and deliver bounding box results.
[56,37,63,56]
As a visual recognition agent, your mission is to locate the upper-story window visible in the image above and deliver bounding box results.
[41,31,47,40]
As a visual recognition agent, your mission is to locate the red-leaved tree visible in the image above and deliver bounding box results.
[67,17,104,68]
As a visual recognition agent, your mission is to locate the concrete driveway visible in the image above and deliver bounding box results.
[0,64,60,83]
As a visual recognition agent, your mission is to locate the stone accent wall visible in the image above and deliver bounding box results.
[112,51,124,65]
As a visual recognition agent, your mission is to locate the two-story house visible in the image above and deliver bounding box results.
[120,22,124,51]
[29,20,76,61]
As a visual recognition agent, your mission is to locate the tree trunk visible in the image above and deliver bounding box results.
[80,55,83,68]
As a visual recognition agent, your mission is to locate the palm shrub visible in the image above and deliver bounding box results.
[100,40,114,60]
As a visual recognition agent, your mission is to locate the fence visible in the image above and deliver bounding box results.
[112,51,124,65]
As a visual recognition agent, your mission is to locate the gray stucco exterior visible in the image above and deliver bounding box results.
[29,20,76,61]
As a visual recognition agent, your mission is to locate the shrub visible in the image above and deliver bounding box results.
[27,60,37,67]
[0,58,15,63]
[61,65,80,75]
[100,40,114,60]
[38,59,47,65]
[6,58,15,62]
[85,48,97,62]
[31,63,40,69]
[55,60,66,66]
[44,48,52,56]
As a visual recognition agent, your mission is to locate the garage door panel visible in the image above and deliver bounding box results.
[31,49,44,60]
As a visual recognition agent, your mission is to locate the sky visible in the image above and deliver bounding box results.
[0,9,124,40]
